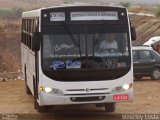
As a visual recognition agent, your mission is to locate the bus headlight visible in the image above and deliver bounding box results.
[43,87,64,95]
[122,84,130,90]
[44,87,52,93]
[111,83,132,93]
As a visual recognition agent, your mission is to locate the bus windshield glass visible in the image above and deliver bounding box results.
[42,24,130,71]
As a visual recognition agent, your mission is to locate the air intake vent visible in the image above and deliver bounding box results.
[70,96,105,102]
[66,88,108,92]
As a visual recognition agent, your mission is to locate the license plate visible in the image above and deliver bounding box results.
[113,94,129,100]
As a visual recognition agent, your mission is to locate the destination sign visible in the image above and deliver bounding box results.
[50,12,65,21]
[70,11,118,21]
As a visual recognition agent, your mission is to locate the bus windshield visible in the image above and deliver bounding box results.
[42,24,130,71]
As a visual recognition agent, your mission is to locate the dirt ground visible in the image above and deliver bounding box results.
[0,79,160,114]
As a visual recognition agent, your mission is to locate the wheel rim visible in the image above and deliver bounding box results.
[153,69,160,79]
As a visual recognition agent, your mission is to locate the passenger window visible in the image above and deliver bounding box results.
[139,51,152,60]
[133,51,138,61]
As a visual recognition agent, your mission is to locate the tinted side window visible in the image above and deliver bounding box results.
[139,50,152,60]
[133,50,138,61]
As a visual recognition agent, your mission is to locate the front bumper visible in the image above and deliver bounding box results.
[38,88,133,106]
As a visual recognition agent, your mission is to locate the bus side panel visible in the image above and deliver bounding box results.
[21,43,35,95]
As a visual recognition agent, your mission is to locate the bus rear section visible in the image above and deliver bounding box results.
[21,5,135,112]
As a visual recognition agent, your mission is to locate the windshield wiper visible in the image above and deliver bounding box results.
[62,22,82,57]
[94,24,106,46]
[62,22,79,48]
[93,24,106,56]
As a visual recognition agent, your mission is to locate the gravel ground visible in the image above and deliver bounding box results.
[0,78,160,119]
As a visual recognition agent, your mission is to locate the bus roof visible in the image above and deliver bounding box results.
[22,9,41,18]
[22,4,126,18]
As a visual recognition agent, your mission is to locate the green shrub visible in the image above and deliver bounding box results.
[119,2,131,8]
[0,9,12,17]
[63,0,73,4]
[155,7,160,17]
[0,8,24,19]
[63,0,69,4]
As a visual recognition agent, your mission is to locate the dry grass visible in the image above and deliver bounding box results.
[131,16,160,45]
[0,50,20,72]
[129,6,156,14]
[0,19,21,72]
[128,6,160,45]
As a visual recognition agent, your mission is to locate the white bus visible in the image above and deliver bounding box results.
[21,5,136,112]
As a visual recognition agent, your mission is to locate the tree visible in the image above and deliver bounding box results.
[119,2,131,8]
[155,6,160,17]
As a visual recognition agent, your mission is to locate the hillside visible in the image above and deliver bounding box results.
[131,16,160,45]
[0,15,160,74]
[0,2,160,77]
[0,19,20,73]
[0,0,63,10]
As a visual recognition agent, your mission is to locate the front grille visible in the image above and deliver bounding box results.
[66,88,108,92]
[65,93,110,96]
[66,89,85,92]
[70,96,105,102]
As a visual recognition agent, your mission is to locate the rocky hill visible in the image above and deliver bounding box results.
[131,16,160,45]
[0,0,63,10]
[0,1,160,79]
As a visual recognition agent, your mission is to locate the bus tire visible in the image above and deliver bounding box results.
[105,103,116,112]
[33,76,47,113]
[36,100,48,113]
[24,68,31,95]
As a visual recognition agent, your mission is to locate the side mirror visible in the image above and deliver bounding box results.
[32,32,42,51]
[131,27,137,41]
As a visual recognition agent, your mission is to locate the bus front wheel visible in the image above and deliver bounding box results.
[24,67,31,95]
[33,77,48,113]
[105,103,116,112]
[35,100,48,113]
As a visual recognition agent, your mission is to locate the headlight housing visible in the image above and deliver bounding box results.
[111,83,132,94]
[42,87,64,95]
[52,88,64,95]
